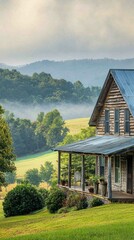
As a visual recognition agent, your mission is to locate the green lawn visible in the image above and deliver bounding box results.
[16,151,58,178]
[15,118,89,178]
[0,202,134,240]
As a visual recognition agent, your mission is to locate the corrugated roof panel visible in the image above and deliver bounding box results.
[111,70,134,116]
[54,136,134,155]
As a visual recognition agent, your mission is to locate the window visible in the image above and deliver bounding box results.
[124,109,130,134]
[99,156,105,176]
[115,109,120,133]
[115,156,120,183]
[105,110,110,133]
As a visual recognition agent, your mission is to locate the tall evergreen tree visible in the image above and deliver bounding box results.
[0,106,16,185]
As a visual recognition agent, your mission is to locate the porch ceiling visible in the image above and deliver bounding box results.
[54,135,134,155]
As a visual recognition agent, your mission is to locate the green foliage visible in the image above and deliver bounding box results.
[46,188,67,213]
[5,109,68,156]
[38,188,49,207]
[41,109,69,148]
[89,197,104,208]
[40,161,54,186]
[66,192,88,210]
[57,206,70,214]
[0,105,16,186]
[60,127,96,181]
[0,68,101,104]
[3,184,44,217]
[5,171,16,184]
[25,168,41,186]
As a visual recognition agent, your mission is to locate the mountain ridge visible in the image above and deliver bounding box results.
[1,58,134,86]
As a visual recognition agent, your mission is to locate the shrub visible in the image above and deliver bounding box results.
[66,192,88,210]
[3,184,44,217]
[89,197,104,208]
[46,188,66,213]
[76,195,88,210]
[58,207,69,214]
[38,188,49,206]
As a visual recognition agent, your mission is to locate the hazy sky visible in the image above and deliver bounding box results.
[0,0,134,65]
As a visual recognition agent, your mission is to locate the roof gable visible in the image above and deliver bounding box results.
[90,69,134,126]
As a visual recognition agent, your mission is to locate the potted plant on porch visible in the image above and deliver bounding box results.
[89,175,100,194]
[100,177,107,196]
[88,175,99,194]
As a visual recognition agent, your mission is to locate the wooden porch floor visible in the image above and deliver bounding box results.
[59,185,134,202]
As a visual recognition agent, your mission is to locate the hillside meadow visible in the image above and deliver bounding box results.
[0,202,134,240]
[15,118,89,178]
[65,117,89,135]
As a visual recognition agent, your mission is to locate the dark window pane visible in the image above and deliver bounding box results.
[124,109,130,133]
[99,156,105,176]
[105,110,109,133]
[115,109,119,133]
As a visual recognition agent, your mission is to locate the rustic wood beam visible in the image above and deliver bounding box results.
[108,156,112,199]
[68,153,72,188]
[58,151,61,185]
[81,155,85,191]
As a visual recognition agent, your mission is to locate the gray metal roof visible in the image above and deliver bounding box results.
[90,69,134,126]
[112,70,134,116]
[54,135,134,155]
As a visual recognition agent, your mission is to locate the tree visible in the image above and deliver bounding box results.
[25,168,41,186]
[5,171,16,184]
[0,105,16,186]
[43,109,69,147]
[40,161,54,187]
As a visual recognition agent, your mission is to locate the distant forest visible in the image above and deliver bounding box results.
[0,68,100,104]
[5,109,68,157]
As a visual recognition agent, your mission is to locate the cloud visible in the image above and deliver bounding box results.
[0,0,134,64]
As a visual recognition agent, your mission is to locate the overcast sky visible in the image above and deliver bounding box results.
[0,0,134,65]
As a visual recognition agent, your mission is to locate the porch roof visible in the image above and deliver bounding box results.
[54,135,134,155]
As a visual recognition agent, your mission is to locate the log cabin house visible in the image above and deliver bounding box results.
[55,69,134,201]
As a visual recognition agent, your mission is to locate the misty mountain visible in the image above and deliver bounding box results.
[0,68,100,104]
[13,58,134,87]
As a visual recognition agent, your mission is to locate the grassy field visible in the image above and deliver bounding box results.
[15,118,89,178]
[0,202,134,240]
[65,117,89,135]
[16,151,57,178]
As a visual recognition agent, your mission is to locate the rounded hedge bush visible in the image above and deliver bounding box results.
[46,188,66,213]
[3,184,44,217]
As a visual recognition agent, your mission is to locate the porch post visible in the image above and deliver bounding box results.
[68,153,72,188]
[108,156,112,199]
[58,151,61,185]
[81,155,85,191]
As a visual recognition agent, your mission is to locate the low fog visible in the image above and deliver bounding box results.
[1,102,95,121]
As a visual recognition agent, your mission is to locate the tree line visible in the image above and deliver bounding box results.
[0,68,100,104]
[5,109,68,157]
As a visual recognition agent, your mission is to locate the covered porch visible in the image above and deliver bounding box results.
[54,135,134,201]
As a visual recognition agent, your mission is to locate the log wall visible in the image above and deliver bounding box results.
[96,79,134,136]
